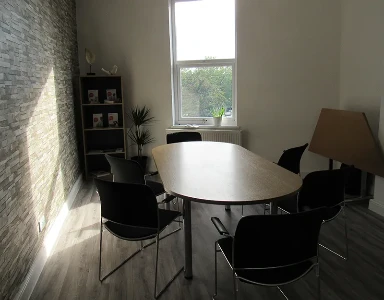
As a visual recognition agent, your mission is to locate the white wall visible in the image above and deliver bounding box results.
[77,0,173,170]
[340,0,384,134]
[237,0,340,173]
[76,0,341,172]
[339,0,384,215]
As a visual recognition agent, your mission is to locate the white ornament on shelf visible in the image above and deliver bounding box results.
[101,65,118,75]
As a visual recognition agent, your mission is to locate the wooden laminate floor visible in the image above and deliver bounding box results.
[30,181,384,300]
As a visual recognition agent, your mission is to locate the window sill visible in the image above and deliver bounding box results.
[169,125,241,130]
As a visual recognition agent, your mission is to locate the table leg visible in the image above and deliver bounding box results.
[225,205,231,211]
[184,199,193,279]
[270,201,278,215]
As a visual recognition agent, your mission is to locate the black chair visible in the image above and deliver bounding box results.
[105,155,181,242]
[166,131,202,144]
[278,169,349,260]
[95,179,183,298]
[105,154,168,198]
[165,131,202,211]
[211,208,326,300]
[277,143,309,174]
[242,143,308,216]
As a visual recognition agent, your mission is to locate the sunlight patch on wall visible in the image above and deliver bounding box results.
[26,68,65,238]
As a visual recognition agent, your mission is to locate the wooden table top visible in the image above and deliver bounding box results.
[152,142,302,205]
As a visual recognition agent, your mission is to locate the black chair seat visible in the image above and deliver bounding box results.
[218,237,314,285]
[105,209,181,240]
[146,180,165,197]
[301,205,341,221]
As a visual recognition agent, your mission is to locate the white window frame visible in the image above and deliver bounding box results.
[170,0,237,126]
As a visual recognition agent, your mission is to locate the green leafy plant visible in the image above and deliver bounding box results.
[127,105,155,158]
[212,107,225,118]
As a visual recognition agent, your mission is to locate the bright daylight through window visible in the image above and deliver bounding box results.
[171,0,236,126]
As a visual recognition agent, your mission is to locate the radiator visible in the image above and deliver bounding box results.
[166,128,242,146]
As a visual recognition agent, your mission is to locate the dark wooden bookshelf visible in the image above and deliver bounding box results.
[79,76,127,179]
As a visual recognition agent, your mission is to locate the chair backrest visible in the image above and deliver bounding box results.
[277,143,308,174]
[105,154,145,184]
[298,169,345,210]
[233,208,325,270]
[166,132,202,144]
[94,179,159,229]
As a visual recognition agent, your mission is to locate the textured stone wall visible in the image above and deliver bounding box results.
[0,0,80,298]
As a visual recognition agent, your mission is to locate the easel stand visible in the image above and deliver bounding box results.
[329,159,372,203]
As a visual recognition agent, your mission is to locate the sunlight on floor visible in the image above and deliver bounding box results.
[50,202,101,255]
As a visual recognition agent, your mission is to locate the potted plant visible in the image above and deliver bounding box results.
[212,107,225,127]
[127,105,155,171]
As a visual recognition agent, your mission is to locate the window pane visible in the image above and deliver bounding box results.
[180,66,233,118]
[175,0,235,61]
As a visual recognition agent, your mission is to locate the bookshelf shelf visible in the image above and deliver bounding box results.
[86,151,126,156]
[79,76,127,179]
[82,103,122,106]
[84,127,124,131]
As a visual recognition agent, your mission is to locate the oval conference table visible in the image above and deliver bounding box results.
[152,141,302,279]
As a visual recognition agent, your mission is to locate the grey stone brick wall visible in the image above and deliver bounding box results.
[0,0,80,299]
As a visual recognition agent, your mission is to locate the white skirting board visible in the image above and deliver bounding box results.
[369,199,384,217]
[14,173,84,300]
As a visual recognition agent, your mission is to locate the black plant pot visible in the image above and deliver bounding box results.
[131,155,148,173]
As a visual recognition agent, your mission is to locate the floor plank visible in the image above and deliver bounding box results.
[30,181,384,300]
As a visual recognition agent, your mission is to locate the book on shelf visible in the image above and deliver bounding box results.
[106,89,117,101]
[93,113,103,128]
[88,90,99,104]
[108,113,119,127]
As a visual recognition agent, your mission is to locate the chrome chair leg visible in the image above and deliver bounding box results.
[343,206,349,260]
[319,206,348,260]
[99,221,103,282]
[142,226,182,249]
[154,233,184,299]
[178,198,182,229]
[277,286,289,300]
[233,272,238,300]
[316,264,321,300]
[99,227,142,282]
[213,242,218,299]
[154,234,160,298]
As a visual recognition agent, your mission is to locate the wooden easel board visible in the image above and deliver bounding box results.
[309,108,384,178]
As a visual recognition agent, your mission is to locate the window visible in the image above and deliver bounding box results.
[170,0,236,126]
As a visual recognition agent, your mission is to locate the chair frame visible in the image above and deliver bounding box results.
[278,172,349,261]
[318,202,348,260]
[97,182,184,299]
[105,154,182,240]
[211,217,322,300]
[241,143,308,216]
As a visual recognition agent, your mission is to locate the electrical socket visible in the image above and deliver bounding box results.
[38,216,46,233]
